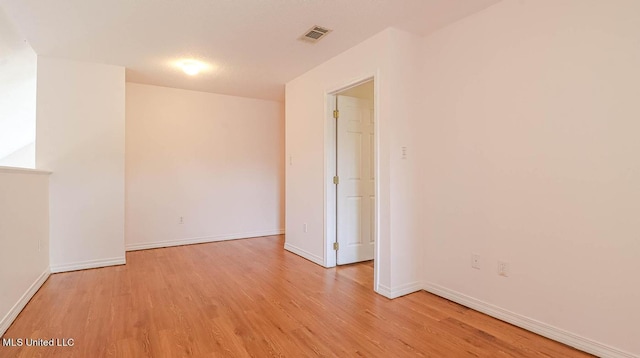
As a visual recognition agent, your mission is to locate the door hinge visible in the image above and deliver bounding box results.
[333,242,339,250]
[333,109,339,119]
[333,176,339,185]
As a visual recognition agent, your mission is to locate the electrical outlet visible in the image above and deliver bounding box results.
[179,216,184,224]
[303,223,308,233]
[498,260,509,277]
[471,254,481,269]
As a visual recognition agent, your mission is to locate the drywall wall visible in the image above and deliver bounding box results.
[419,0,640,356]
[0,8,36,168]
[285,28,422,296]
[385,28,423,296]
[36,57,126,272]
[0,142,35,168]
[125,83,284,250]
[0,167,50,336]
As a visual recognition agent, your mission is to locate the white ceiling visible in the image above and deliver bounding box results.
[0,0,499,101]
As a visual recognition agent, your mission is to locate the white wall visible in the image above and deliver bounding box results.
[386,28,423,294]
[0,167,50,336]
[0,8,36,168]
[36,57,126,272]
[285,28,423,296]
[0,142,35,168]
[125,83,284,250]
[419,0,640,356]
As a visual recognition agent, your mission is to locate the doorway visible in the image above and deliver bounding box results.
[330,79,376,266]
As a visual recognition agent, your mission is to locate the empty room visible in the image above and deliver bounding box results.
[0,0,638,357]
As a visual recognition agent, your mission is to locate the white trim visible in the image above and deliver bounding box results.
[50,256,126,273]
[0,166,51,175]
[377,284,392,298]
[376,281,422,299]
[371,72,381,294]
[0,268,50,337]
[423,282,637,358]
[323,93,337,268]
[284,243,325,267]
[125,230,284,252]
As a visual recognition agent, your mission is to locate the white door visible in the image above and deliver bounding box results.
[336,95,374,265]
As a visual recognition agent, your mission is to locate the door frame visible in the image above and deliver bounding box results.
[324,73,379,292]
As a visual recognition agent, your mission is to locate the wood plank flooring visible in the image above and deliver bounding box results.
[1,235,592,357]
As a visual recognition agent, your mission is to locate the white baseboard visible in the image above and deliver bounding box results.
[284,243,325,266]
[423,282,637,358]
[125,229,285,252]
[377,281,422,299]
[50,256,126,273]
[377,284,392,298]
[0,268,50,337]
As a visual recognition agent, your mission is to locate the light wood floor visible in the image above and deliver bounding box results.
[1,235,592,357]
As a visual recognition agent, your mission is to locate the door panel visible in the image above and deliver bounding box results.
[347,132,362,180]
[336,95,374,265]
[346,197,362,245]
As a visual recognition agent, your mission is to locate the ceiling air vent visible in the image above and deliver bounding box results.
[299,26,332,43]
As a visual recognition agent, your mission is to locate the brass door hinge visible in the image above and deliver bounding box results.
[333,109,339,119]
[333,176,339,184]
[333,242,339,250]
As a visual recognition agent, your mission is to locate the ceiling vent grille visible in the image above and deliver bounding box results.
[299,26,332,43]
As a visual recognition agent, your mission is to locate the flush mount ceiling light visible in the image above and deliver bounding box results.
[178,60,205,75]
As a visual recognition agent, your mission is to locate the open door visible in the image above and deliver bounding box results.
[335,93,375,265]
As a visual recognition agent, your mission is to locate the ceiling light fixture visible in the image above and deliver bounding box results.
[179,60,204,76]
